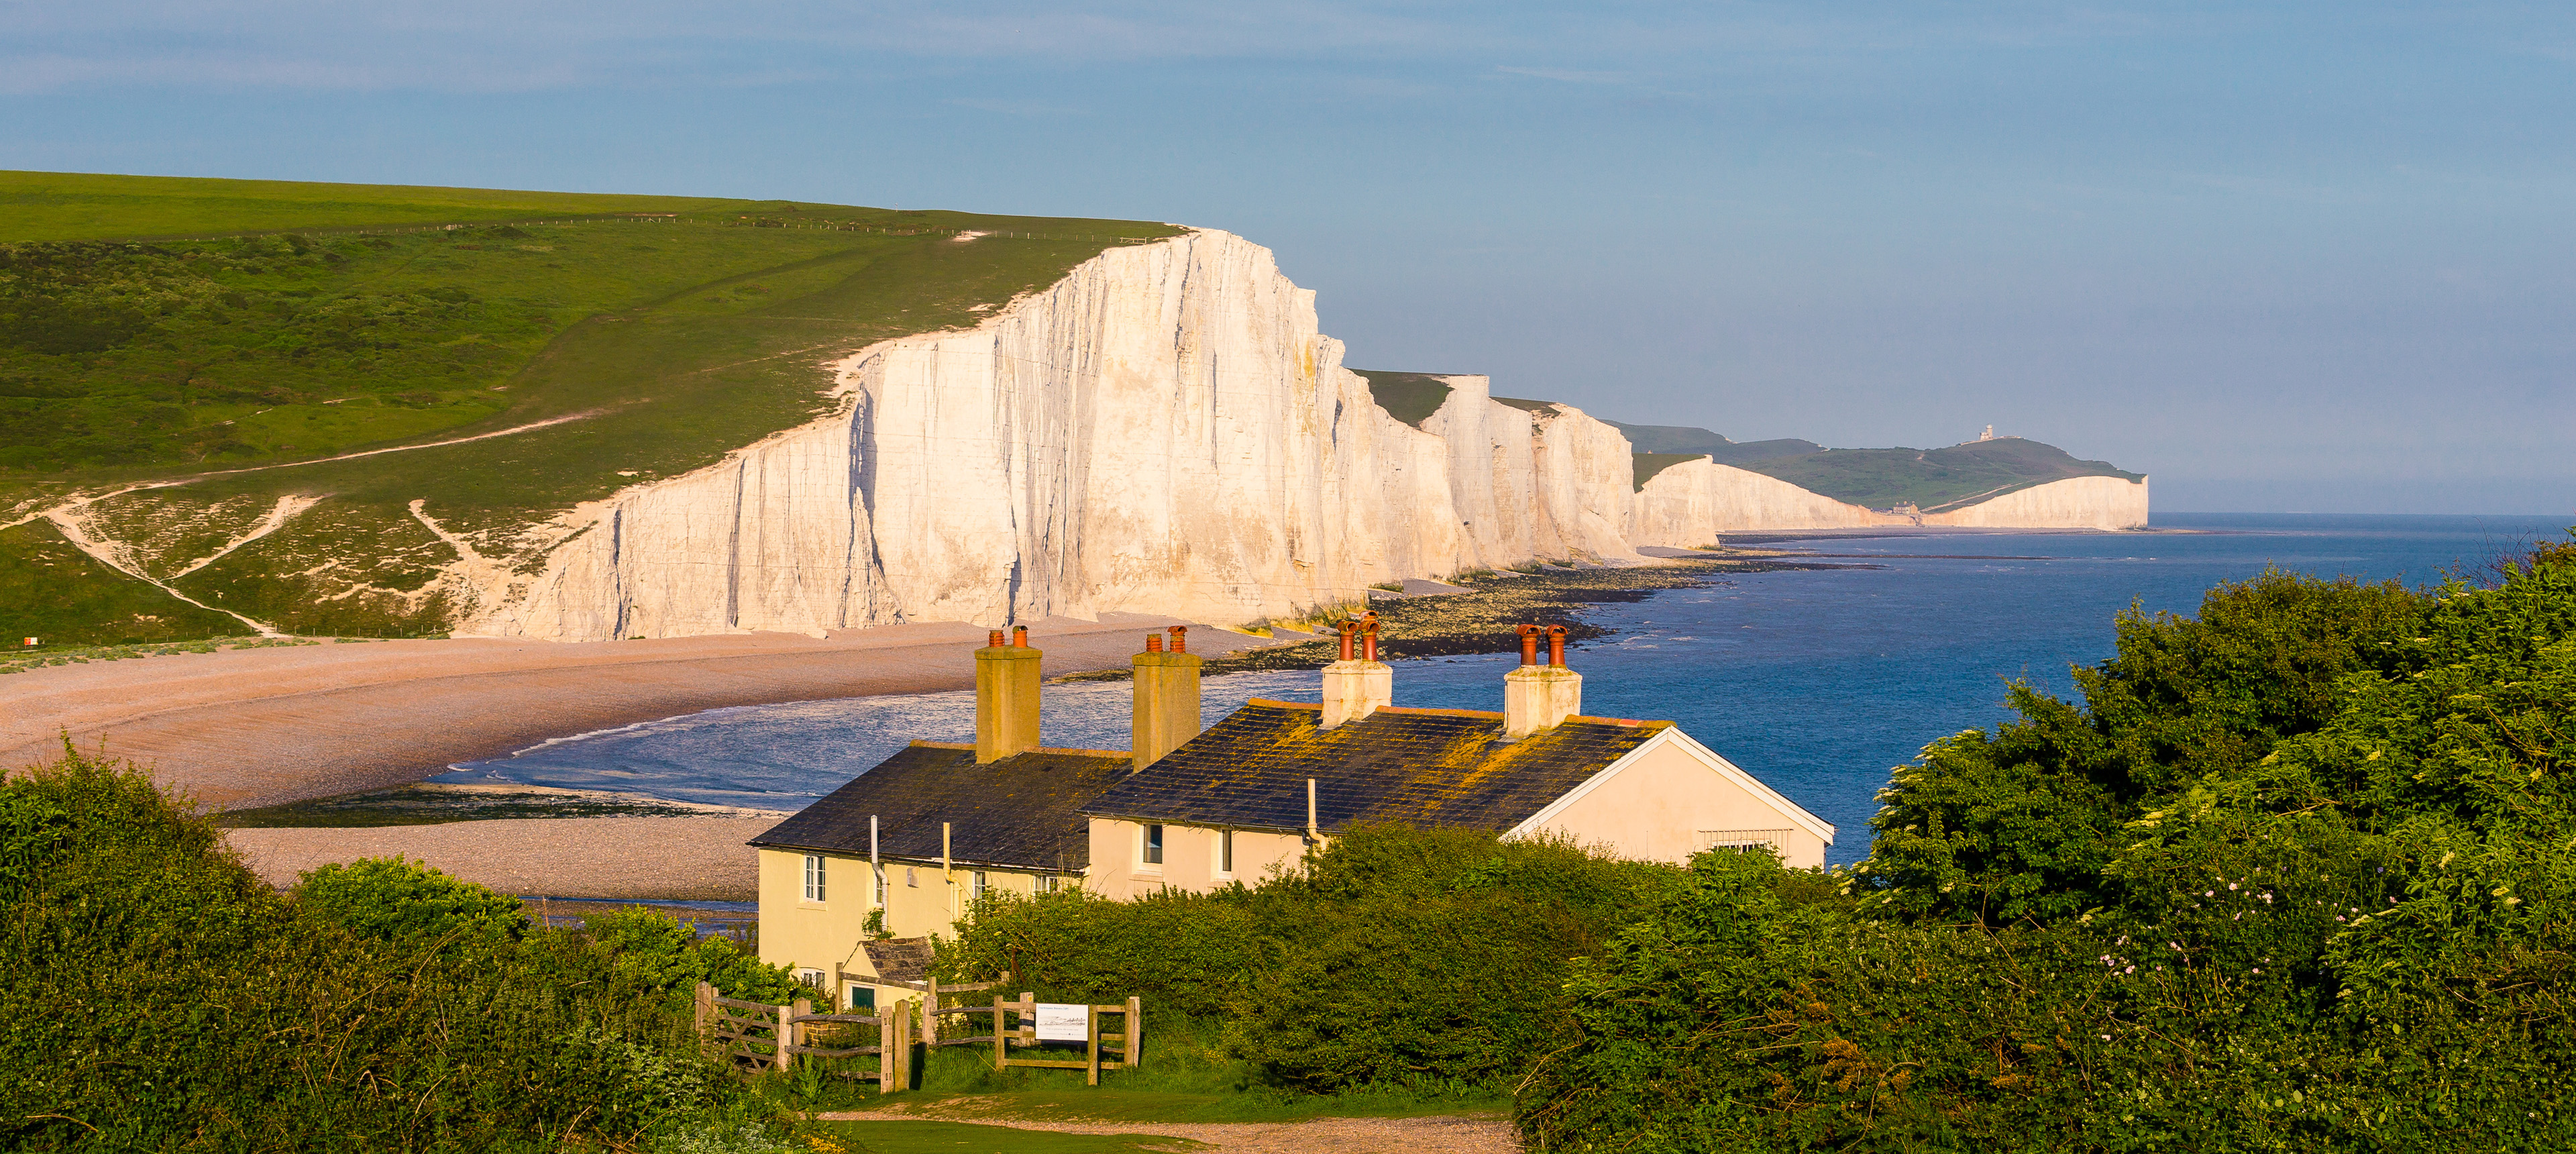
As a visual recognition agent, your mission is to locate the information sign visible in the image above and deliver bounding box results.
[1034,1002,1089,1043]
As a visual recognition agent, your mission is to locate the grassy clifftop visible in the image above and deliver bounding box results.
[1731,437,2143,510]
[1,171,1181,644]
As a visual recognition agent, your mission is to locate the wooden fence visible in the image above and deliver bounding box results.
[967,993,1142,1086]
[693,982,910,1093]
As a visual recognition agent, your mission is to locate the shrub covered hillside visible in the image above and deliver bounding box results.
[0,747,807,1150]
[1522,549,2576,1151]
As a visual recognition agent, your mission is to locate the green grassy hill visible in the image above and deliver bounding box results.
[1,172,1180,645]
[1599,419,1822,465]
[1733,437,2143,510]
[1367,383,2137,509]
[1350,370,1458,428]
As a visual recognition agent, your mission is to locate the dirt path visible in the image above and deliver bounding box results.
[814,1110,1518,1154]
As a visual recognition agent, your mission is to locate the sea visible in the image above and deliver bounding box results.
[433,513,2571,865]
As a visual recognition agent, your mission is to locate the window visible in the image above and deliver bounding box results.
[873,865,888,905]
[1035,874,1059,894]
[972,871,989,898]
[1220,829,1234,874]
[849,986,875,1010]
[1142,824,1165,866]
[802,854,826,902]
[798,969,824,990]
[905,866,917,887]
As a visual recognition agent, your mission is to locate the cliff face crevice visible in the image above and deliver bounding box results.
[459,230,2147,641]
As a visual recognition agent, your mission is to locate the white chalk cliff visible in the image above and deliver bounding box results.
[459,230,2145,641]
[1629,460,2151,546]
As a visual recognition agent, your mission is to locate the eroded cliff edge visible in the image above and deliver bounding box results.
[466,231,1650,640]
[455,229,2145,641]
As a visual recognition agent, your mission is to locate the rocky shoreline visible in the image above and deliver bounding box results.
[1071,553,1872,679]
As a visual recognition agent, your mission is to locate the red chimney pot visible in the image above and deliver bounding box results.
[1361,611,1381,663]
[1012,625,1030,647]
[987,629,1005,647]
[1145,634,1163,652]
[1546,624,1567,668]
[1336,619,1356,662]
[1168,625,1187,653]
[1517,623,1540,667]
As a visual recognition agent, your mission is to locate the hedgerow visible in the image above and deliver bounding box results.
[0,745,804,1150]
[937,825,1684,1092]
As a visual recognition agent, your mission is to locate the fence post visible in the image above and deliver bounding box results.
[774,1001,796,1073]
[1085,1004,1101,1086]
[1126,996,1142,1069]
[792,996,811,1065]
[922,977,940,1049]
[993,993,1006,1071]
[694,982,714,1057]
[890,999,914,1092]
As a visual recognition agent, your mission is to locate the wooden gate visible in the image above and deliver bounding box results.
[693,982,912,1093]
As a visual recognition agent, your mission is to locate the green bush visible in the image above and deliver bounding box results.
[939,825,1683,1094]
[0,745,798,1150]
[294,854,529,955]
[1517,547,2576,1151]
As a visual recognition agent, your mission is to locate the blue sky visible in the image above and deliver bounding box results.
[6,1,2571,513]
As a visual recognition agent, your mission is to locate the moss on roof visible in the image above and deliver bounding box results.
[1081,700,1667,834]
[751,742,1129,873]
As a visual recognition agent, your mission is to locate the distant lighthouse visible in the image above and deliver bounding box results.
[1978,424,1995,441]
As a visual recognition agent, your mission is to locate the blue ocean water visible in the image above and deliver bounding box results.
[439,513,2570,864]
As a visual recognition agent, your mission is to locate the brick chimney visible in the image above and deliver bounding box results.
[1321,611,1393,729]
[1131,626,1203,773]
[1503,623,1582,738]
[974,626,1041,763]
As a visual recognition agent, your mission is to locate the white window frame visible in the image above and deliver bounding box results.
[905,866,917,888]
[971,870,989,899]
[802,853,826,902]
[873,863,888,906]
[1141,823,1165,868]
[1216,828,1234,877]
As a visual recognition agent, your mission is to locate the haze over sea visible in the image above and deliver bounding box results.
[442,513,2571,864]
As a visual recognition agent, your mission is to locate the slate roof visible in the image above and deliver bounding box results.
[1078,700,1671,834]
[860,937,934,985]
[750,742,1128,874]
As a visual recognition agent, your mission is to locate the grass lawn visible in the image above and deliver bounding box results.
[1,172,1183,642]
[0,170,742,242]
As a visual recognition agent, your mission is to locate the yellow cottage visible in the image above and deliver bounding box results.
[751,620,1833,1009]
